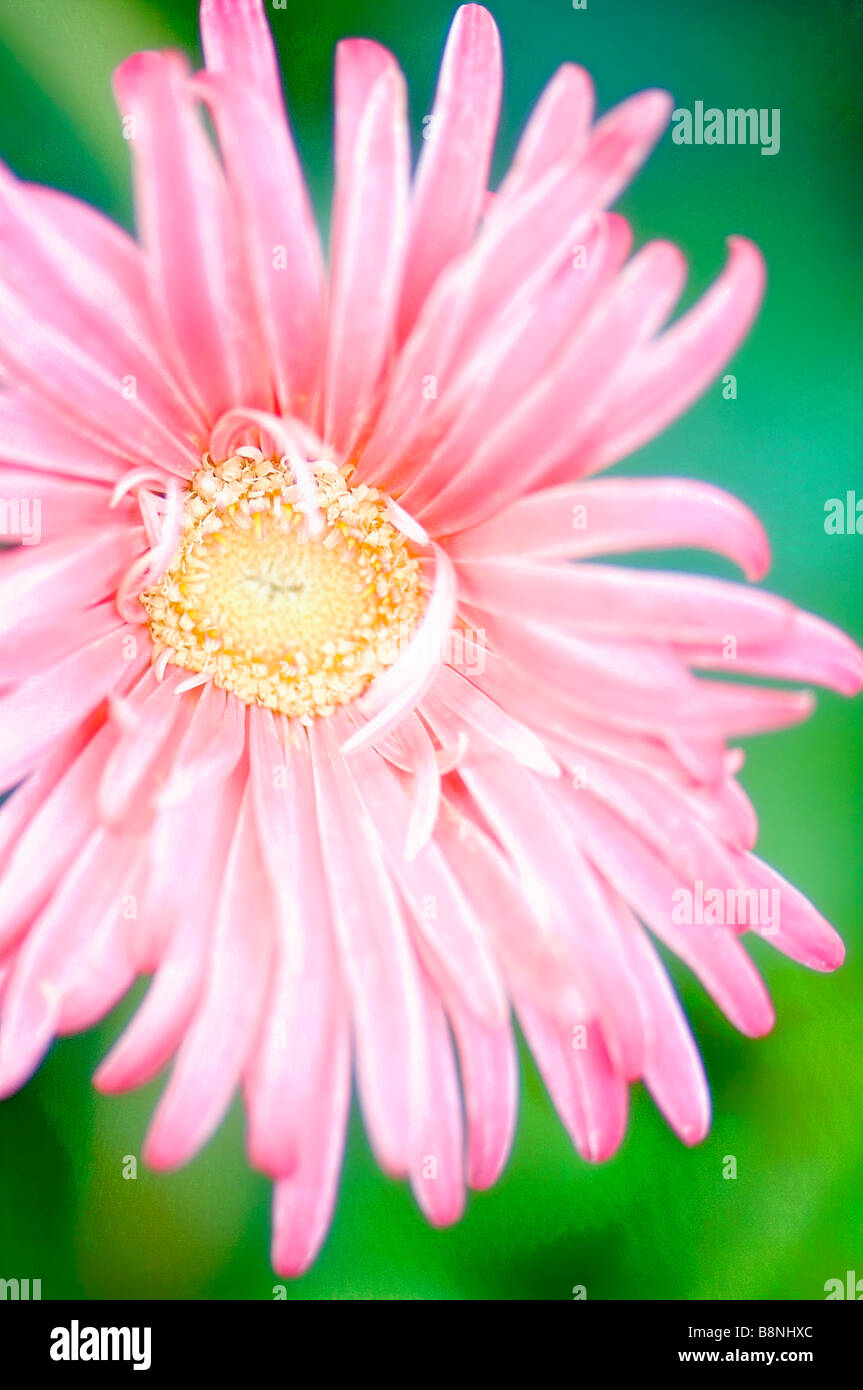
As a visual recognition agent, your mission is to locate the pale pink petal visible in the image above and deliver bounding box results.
[517,1006,628,1162]
[0,627,148,790]
[409,976,466,1227]
[413,239,688,529]
[324,42,410,454]
[449,476,770,580]
[0,528,135,644]
[577,237,766,472]
[270,1014,350,1277]
[0,276,199,476]
[346,743,508,1027]
[194,61,325,420]
[114,51,270,422]
[450,1005,517,1190]
[143,784,274,1169]
[309,719,428,1176]
[492,62,594,211]
[457,561,795,646]
[0,164,205,437]
[742,855,845,971]
[0,827,140,1098]
[245,709,345,1178]
[614,897,711,1144]
[397,4,501,337]
[94,756,242,1092]
[355,91,671,488]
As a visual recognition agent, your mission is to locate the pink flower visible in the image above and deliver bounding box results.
[0,0,859,1276]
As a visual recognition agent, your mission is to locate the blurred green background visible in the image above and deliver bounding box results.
[0,0,861,1300]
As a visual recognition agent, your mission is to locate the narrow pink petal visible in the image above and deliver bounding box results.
[578,237,766,472]
[474,609,815,741]
[395,713,441,860]
[389,214,629,503]
[346,744,508,1027]
[97,667,190,825]
[566,793,776,1037]
[517,1006,629,1161]
[57,850,146,1033]
[271,1014,350,1277]
[0,627,148,791]
[143,783,274,1169]
[0,723,93,877]
[449,476,770,581]
[0,723,115,954]
[432,717,644,1049]
[0,392,130,484]
[195,70,325,421]
[324,43,410,454]
[677,607,863,697]
[154,682,245,808]
[0,528,134,644]
[457,561,795,646]
[245,710,345,1178]
[742,855,845,971]
[432,663,559,776]
[0,828,138,1097]
[94,760,242,1092]
[0,165,206,438]
[409,977,466,1227]
[356,91,671,488]
[437,89,675,382]
[492,62,594,211]
[0,467,122,539]
[0,603,125,688]
[397,5,501,337]
[0,276,199,477]
[199,0,284,110]
[450,1006,517,1190]
[414,239,688,530]
[614,897,711,1144]
[114,51,270,421]
[309,719,428,1176]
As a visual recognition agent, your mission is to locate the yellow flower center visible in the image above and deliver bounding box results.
[141,454,425,721]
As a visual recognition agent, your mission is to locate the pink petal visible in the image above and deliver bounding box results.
[492,62,594,211]
[270,1013,350,1277]
[143,783,274,1169]
[397,4,501,337]
[614,897,711,1144]
[244,709,345,1179]
[309,719,428,1176]
[449,476,770,581]
[195,66,325,421]
[0,168,205,441]
[517,1005,629,1162]
[0,627,148,790]
[114,51,270,422]
[415,239,688,530]
[457,560,795,645]
[0,527,135,644]
[324,42,410,454]
[450,1005,517,1190]
[409,976,466,1227]
[577,237,766,472]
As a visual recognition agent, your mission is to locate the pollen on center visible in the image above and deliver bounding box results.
[141,453,426,721]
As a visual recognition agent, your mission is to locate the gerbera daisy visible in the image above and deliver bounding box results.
[0,0,859,1278]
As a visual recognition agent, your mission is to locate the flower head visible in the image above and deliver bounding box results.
[0,0,860,1276]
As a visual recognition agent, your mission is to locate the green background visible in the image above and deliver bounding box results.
[0,0,861,1300]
